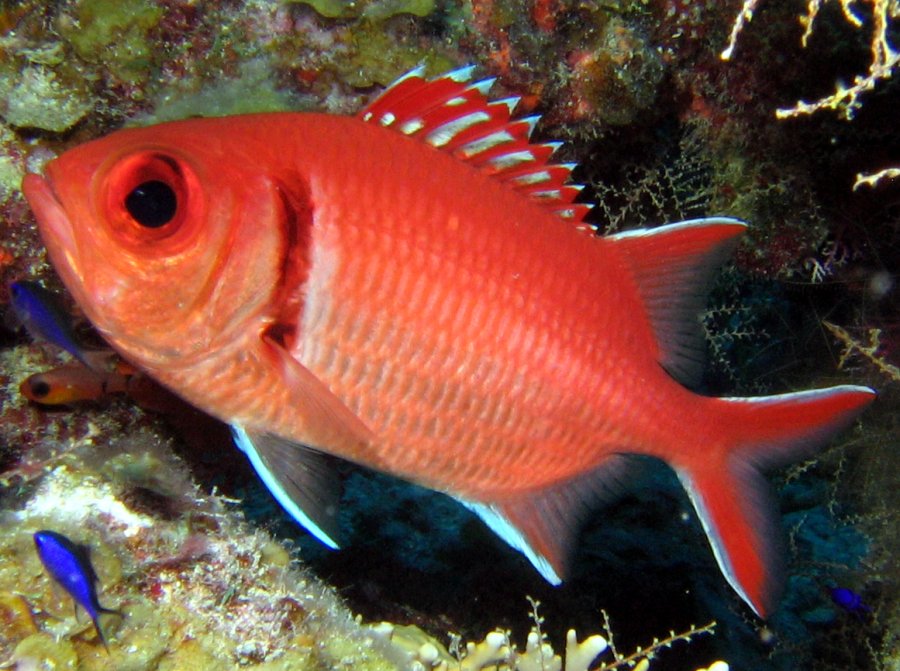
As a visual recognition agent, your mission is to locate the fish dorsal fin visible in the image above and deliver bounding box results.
[232,425,342,549]
[359,66,592,225]
[609,218,747,387]
[456,455,633,582]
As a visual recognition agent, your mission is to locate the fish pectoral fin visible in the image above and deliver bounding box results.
[457,455,634,584]
[262,335,372,456]
[232,425,343,549]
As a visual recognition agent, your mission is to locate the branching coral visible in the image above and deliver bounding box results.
[824,321,900,382]
[722,0,899,119]
[369,598,724,671]
[721,0,900,187]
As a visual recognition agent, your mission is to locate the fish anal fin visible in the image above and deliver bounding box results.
[609,218,747,387]
[232,425,343,549]
[458,455,633,583]
[261,335,372,457]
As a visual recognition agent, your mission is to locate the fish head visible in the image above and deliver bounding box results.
[22,120,291,368]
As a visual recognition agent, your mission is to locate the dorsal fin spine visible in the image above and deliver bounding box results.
[446,65,476,81]
[360,67,591,224]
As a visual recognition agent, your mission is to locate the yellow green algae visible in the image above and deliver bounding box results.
[58,0,163,84]
[0,62,94,132]
[133,59,299,124]
[0,342,401,670]
[288,0,436,21]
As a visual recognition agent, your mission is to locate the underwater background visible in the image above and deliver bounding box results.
[0,0,897,669]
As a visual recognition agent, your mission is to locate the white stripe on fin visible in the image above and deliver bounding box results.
[510,170,552,186]
[488,150,535,170]
[232,425,341,549]
[457,499,562,584]
[458,130,515,158]
[427,111,491,147]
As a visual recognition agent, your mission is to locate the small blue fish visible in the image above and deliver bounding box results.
[830,586,871,618]
[33,530,123,648]
[9,281,113,372]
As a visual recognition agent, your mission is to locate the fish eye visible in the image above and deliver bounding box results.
[104,152,202,249]
[124,180,177,228]
[29,378,51,399]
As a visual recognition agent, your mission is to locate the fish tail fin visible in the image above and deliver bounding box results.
[676,385,875,618]
[94,606,125,652]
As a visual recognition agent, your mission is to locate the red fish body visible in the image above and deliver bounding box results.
[23,67,874,617]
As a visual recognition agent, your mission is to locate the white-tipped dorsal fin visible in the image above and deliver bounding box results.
[359,67,589,225]
[609,218,747,387]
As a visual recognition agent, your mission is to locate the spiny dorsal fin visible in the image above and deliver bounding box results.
[359,66,593,226]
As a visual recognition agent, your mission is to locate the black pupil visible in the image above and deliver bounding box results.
[30,379,51,398]
[124,180,177,228]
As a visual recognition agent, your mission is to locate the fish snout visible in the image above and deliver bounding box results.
[23,173,79,264]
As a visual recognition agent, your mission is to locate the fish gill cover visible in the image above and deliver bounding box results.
[0,1,897,670]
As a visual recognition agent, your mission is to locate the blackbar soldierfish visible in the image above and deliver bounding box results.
[23,67,875,617]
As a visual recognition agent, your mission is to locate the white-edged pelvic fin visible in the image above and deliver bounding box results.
[232,425,341,549]
[457,500,562,584]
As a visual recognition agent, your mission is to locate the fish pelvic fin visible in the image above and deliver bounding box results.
[678,385,875,618]
[457,455,634,583]
[232,425,343,549]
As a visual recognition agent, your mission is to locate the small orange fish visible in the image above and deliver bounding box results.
[20,363,130,405]
[23,67,874,617]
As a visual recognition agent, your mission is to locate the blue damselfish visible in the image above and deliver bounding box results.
[10,281,112,372]
[33,530,123,648]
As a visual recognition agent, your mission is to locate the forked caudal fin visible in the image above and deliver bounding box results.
[456,385,873,619]
[677,385,875,618]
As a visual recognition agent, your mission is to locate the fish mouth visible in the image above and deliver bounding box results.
[22,171,81,279]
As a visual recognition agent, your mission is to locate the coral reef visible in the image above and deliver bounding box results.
[0,1,896,670]
[0,424,395,669]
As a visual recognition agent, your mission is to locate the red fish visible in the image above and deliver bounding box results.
[22,67,874,617]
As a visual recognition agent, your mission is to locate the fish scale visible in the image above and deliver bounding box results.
[23,67,875,618]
